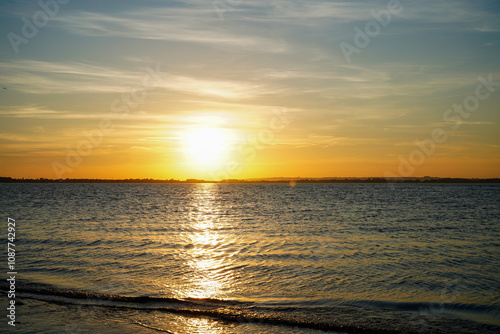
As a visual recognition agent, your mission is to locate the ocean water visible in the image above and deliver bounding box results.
[1,183,499,333]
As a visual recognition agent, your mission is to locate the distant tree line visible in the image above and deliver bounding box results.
[1,177,499,183]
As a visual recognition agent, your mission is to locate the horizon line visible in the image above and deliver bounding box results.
[1,176,500,184]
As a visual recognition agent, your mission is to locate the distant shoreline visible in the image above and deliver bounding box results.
[1,177,499,184]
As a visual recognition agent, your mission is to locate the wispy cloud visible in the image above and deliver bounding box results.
[231,0,500,33]
[0,60,141,94]
[0,59,265,99]
[55,8,288,53]
[0,105,64,117]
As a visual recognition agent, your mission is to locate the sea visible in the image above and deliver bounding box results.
[0,183,499,333]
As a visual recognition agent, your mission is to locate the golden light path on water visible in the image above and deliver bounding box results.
[180,183,236,300]
[183,317,221,334]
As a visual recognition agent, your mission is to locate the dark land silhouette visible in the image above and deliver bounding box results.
[1,176,499,184]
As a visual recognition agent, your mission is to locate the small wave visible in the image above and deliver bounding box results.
[0,280,397,333]
[87,239,102,246]
[5,280,500,333]
[12,281,245,308]
[133,320,176,333]
[341,299,500,315]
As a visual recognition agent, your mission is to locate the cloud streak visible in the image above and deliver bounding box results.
[55,8,288,53]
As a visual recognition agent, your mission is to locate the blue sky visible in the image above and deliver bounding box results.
[0,0,499,179]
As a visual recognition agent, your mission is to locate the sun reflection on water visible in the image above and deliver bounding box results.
[181,183,236,300]
[182,317,223,334]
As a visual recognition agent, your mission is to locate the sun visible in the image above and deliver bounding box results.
[184,128,230,165]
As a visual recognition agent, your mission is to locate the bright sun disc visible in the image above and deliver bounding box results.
[185,128,228,165]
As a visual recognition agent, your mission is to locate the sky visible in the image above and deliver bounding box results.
[0,0,499,180]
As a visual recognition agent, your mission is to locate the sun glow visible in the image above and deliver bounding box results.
[184,128,230,165]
